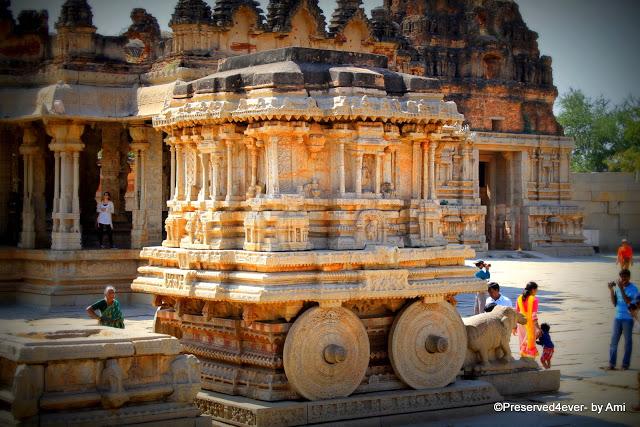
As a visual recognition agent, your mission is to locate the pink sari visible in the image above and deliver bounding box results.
[516,295,539,358]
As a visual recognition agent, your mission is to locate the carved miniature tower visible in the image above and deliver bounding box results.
[54,0,96,60]
[169,0,214,55]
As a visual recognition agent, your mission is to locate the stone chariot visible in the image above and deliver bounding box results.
[133,47,486,402]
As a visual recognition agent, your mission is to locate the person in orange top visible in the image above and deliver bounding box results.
[514,281,542,359]
[617,239,633,270]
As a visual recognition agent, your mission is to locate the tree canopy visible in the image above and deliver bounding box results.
[556,89,640,176]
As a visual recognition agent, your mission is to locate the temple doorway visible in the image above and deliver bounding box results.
[479,151,521,250]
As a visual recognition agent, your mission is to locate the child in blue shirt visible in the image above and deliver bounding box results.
[536,323,554,369]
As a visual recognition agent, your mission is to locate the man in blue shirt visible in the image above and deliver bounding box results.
[607,269,638,370]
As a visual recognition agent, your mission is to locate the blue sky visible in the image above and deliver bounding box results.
[9,0,640,107]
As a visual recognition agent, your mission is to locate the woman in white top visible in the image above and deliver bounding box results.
[96,191,115,248]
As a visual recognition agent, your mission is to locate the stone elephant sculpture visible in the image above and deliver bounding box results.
[463,305,526,369]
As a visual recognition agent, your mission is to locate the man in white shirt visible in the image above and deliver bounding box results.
[485,282,513,308]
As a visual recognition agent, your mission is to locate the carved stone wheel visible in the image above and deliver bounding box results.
[389,300,467,389]
[283,306,370,400]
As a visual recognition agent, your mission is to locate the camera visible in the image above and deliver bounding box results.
[608,281,616,288]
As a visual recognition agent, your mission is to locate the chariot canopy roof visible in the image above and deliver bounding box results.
[153,47,464,130]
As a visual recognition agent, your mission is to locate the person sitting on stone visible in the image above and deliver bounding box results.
[86,286,125,329]
[485,282,513,308]
[536,323,554,369]
[473,260,491,314]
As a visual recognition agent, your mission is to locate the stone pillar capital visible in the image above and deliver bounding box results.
[45,120,85,152]
[129,124,152,144]
[20,125,39,146]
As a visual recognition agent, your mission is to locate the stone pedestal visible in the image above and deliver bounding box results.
[0,326,208,426]
[0,248,148,308]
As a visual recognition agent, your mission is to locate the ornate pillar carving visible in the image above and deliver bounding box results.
[462,143,472,181]
[129,125,150,248]
[225,140,233,201]
[428,141,437,200]
[374,152,383,195]
[421,141,429,200]
[18,126,39,248]
[168,137,176,200]
[265,136,280,197]
[218,124,242,200]
[46,121,85,250]
[175,140,185,201]
[411,140,421,199]
[355,150,364,196]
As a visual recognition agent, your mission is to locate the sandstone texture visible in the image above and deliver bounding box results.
[0,325,206,426]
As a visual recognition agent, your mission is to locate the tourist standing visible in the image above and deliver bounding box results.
[606,269,638,370]
[96,191,114,248]
[617,239,633,270]
[86,286,125,329]
[536,323,554,369]
[485,282,513,307]
[473,260,491,314]
[515,281,541,359]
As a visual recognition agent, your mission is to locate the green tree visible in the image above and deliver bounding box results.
[556,89,640,175]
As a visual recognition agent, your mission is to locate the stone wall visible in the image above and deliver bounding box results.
[571,172,640,252]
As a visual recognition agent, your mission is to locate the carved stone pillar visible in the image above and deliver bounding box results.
[225,140,233,201]
[462,144,471,181]
[355,150,364,196]
[175,143,185,201]
[428,141,437,200]
[559,148,570,183]
[265,136,280,197]
[199,152,210,201]
[18,127,39,248]
[421,141,429,200]
[338,140,346,195]
[167,136,177,200]
[46,121,85,250]
[375,152,383,195]
[412,140,420,199]
[211,150,223,200]
[129,125,149,248]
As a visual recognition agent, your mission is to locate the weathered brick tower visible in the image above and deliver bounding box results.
[385,0,559,135]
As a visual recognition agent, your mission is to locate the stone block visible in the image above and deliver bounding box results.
[477,369,560,396]
[621,202,640,214]
[571,190,591,201]
[620,215,640,231]
[0,326,204,425]
[592,191,631,203]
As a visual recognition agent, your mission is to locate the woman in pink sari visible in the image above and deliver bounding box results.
[514,281,541,358]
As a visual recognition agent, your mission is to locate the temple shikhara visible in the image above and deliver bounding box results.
[0,1,578,424]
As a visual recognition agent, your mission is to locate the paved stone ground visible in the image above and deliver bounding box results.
[1,252,639,426]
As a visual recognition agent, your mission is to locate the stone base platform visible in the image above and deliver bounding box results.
[533,244,594,257]
[0,325,206,426]
[195,380,502,427]
[477,369,561,396]
[0,247,151,308]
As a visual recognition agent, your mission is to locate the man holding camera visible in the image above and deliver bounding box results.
[606,269,638,370]
[473,260,491,314]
